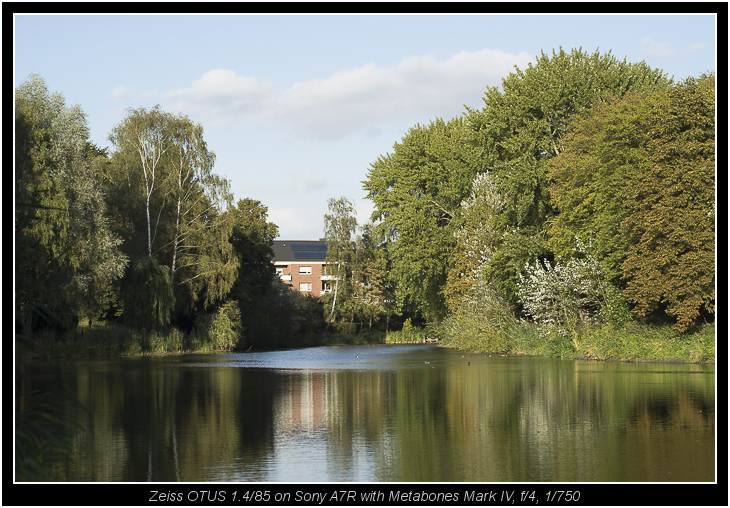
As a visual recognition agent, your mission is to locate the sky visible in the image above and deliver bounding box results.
[13,12,717,240]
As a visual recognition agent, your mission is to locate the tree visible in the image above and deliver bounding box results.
[444,171,506,314]
[121,257,175,331]
[547,93,654,284]
[363,117,481,320]
[69,145,129,328]
[548,74,715,331]
[516,240,618,344]
[15,74,128,336]
[228,198,279,307]
[322,197,358,334]
[353,223,389,332]
[466,47,673,304]
[107,107,238,321]
[621,74,715,330]
[108,106,173,259]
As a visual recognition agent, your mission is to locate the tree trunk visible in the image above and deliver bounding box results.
[323,267,339,334]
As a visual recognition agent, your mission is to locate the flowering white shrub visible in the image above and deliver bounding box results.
[516,239,611,336]
[455,171,506,279]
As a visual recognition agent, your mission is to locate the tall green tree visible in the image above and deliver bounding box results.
[322,197,358,334]
[466,47,673,304]
[229,198,279,307]
[444,171,506,314]
[547,93,654,284]
[15,74,128,336]
[107,107,238,322]
[108,106,173,259]
[548,74,715,331]
[621,74,715,330]
[352,223,389,332]
[363,117,481,320]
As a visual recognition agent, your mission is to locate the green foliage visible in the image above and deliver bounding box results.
[547,94,654,283]
[445,171,505,313]
[15,74,128,337]
[549,74,715,331]
[441,280,515,353]
[401,317,416,335]
[342,222,390,333]
[323,196,359,333]
[580,322,715,363]
[468,47,672,230]
[464,48,672,306]
[621,74,715,331]
[241,277,324,349]
[229,198,279,307]
[107,106,238,321]
[364,117,481,320]
[121,258,175,331]
[191,300,244,351]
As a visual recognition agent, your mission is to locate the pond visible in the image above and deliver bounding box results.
[15,344,715,482]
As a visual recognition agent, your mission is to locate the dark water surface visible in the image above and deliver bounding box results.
[16,344,715,482]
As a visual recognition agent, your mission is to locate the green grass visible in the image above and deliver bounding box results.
[17,318,715,364]
[15,321,236,359]
[442,320,715,364]
[577,322,715,363]
[384,330,429,344]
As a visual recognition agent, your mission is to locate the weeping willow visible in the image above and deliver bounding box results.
[122,258,175,330]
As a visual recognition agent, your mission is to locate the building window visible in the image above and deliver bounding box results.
[299,282,312,292]
[276,267,283,275]
[299,266,312,275]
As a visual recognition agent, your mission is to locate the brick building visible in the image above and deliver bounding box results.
[272,240,333,297]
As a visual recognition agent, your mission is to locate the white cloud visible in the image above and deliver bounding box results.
[268,206,325,240]
[166,69,273,128]
[641,37,677,58]
[641,38,710,60]
[164,48,532,141]
[284,168,327,193]
[109,85,134,101]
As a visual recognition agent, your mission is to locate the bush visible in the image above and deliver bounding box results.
[191,300,244,351]
[441,280,515,353]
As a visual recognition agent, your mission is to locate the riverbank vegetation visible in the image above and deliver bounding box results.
[361,48,715,363]
[16,48,714,365]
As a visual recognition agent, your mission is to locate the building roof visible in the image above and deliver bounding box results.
[273,240,328,263]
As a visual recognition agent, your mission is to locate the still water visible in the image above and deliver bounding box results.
[16,344,715,482]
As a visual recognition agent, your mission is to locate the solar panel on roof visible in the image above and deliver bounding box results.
[291,244,327,251]
[293,251,327,259]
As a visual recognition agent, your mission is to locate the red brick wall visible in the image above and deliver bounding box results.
[289,263,324,297]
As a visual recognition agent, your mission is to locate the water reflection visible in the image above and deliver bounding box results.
[16,345,715,482]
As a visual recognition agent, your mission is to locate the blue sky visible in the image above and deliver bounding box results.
[14,13,717,240]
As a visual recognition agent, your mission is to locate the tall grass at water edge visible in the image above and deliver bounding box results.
[443,320,714,363]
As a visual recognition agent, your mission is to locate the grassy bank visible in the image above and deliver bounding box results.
[15,322,234,359]
[441,321,715,364]
[14,322,391,359]
[16,319,714,365]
